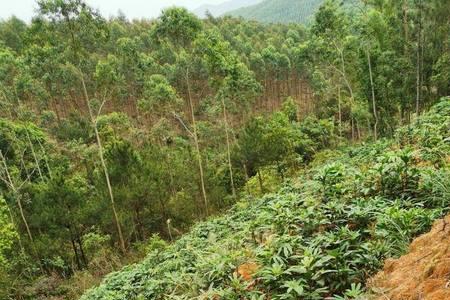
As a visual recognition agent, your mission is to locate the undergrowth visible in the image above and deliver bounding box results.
[82,98,450,300]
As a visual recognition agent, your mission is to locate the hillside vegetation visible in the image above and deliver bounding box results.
[82,98,450,299]
[0,0,449,299]
[369,213,450,299]
[226,0,324,24]
[193,0,263,18]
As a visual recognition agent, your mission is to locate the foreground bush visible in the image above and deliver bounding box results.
[81,98,449,299]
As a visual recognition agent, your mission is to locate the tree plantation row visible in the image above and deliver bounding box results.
[0,0,449,299]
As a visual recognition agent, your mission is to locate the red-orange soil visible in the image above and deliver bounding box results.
[369,215,450,300]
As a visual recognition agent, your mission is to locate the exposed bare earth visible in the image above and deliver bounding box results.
[369,214,450,300]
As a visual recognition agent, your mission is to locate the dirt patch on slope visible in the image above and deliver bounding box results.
[369,215,450,300]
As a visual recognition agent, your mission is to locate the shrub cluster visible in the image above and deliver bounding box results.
[82,98,449,299]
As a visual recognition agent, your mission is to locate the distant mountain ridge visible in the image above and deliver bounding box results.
[193,0,263,18]
[226,0,325,24]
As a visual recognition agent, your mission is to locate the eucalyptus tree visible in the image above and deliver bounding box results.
[21,44,67,120]
[113,37,143,113]
[427,0,450,98]
[138,74,183,121]
[0,17,27,53]
[151,8,210,214]
[0,47,20,118]
[0,118,54,276]
[0,150,34,244]
[311,1,358,137]
[196,29,260,198]
[137,74,187,220]
[354,6,387,140]
[0,47,47,119]
[0,120,47,244]
[261,45,291,104]
[311,1,369,139]
[37,0,126,253]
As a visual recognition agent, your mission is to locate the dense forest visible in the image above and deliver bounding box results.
[226,0,324,24]
[193,0,263,18]
[83,98,450,300]
[0,0,449,299]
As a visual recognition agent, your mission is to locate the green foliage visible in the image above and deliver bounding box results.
[138,74,182,116]
[0,16,27,52]
[81,100,450,300]
[396,97,450,166]
[244,167,281,197]
[281,97,298,122]
[151,7,202,47]
[227,0,324,24]
[0,196,17,267]
[0,0,449,298]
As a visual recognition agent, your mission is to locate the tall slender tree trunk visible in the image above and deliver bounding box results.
[415,46,420,115]
[338,47,354,101]
[68,226,82,270]
[221,97,236,198]
[166,155,177,198]
[257,170,265,194]
[402,0,412,118]
[415,0,423,115]
[185,68,208,215]
[338,86,342,137]
[351,118,355,142]
[166,219,173,241]
[403,0,409,45]
[0,150,33,243]
[133,203,144,241]
[335,46,356,141]
[65,11,126,252]
[16,195,33,242]
[25,128,44,180]
[367,50,378,140]
[1,147,46,274]
[334,45,356,123]
[80,74,126,254]
[37,139,52,179]
[76,234,88,267]
[356,120,361,140]
[70,237,82,270]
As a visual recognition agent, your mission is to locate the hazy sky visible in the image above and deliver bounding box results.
[0,0,225,21]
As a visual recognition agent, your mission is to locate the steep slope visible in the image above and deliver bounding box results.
[225,0,324,24]
[369,214,450,300]
[193,0,263,18]
[81,98,450,300]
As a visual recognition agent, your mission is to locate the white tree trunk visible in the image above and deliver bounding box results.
[80,74,126,253]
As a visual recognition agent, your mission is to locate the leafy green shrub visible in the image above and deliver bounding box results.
[396,97,450,166]
[81,99,450,300]
[243,167,282,197]
[134,234,168,255]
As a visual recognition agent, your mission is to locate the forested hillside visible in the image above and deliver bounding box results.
[226,0,324,24]
[83,97,450,300]
[0,0,449,299]
[193,0,263,18]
